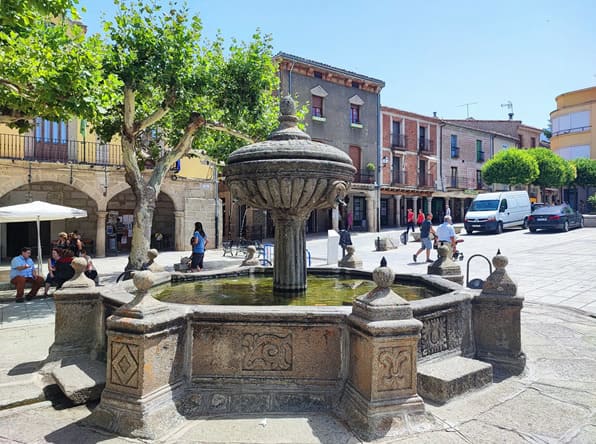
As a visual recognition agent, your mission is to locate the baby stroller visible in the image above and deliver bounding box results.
[433,237,465,261]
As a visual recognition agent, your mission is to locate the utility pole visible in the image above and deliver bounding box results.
[458,102,478,118]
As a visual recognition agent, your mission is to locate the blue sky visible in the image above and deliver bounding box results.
[79,0,596,130]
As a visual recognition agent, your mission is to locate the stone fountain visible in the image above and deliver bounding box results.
[224,96,355,293]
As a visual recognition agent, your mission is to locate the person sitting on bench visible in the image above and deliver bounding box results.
[10,247,45,303]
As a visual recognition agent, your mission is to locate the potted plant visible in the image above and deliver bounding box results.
[366,162,376,183]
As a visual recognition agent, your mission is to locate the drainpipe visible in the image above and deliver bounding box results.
[439,120,446,192]
[376,92,382,232]
[287,61,295,95]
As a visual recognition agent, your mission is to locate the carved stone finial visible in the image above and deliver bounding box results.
[338,245,362,269]
[427,244,463,284]
[61,257,95,289]
[372,257,394,289]
[480,251,517,297]
[133,270,155,292]
[280,95,296,116]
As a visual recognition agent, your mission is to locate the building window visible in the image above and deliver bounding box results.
[391,121,404,147]
[352,81,361,89]
[313,71,323,79]
[531,137,536,147]
[476,140,485,162]
[351,104,361,124]
[312,95,323,118]
[450,134,459,158]
[552,110,590,136]
[476,170,483,189]
[450,166,458,188]
[419,126,427,150]
[35,118,67,143]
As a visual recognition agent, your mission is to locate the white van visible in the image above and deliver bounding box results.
[464,191,531,234]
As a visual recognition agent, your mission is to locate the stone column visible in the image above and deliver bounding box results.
[366,194,375,232]
[413,196,419,215]
[95,211,107,258]
[87,272,186,439]
[460,199,465,223]
[174,211,185,251]
[271,212,308,292]
[339,259,426,440]
[473,251,526,376]
[332,207,340,231]
[394,195,402,227]
[427,197,433,215]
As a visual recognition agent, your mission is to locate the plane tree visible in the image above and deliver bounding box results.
[0,0,117,129]
[481,148,539,187]
[92,0,279,269]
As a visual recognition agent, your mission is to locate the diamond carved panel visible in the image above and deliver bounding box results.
[110,341,140,388]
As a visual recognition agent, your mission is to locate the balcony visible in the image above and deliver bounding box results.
[391,134,406,150]
[418,138,433,153]
[444,175,485,190]
[418,172,434,188]
[354,169,375,184]
[391,170,407,186]
[0,133,123,166]
[450,146,460,158]
[476,151,485,162]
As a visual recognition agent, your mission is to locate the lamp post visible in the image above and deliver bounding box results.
[213,162,219,249]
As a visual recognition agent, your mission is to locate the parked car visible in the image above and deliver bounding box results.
[531,202,546,212]
[528,204,584,232]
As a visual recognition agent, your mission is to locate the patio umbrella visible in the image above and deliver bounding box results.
[0,201,88,274]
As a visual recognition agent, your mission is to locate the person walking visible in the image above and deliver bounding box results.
[436,215,457,256]
[413,213,436,263]
[416,209,425,228]
[445,204,451,217]
[190,221,208,272]
[10,247,45,302]
[406,208,415,234]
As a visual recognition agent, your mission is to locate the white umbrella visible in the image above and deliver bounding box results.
[0,201,88,274]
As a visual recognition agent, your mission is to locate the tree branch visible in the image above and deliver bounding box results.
[204,121,255,144]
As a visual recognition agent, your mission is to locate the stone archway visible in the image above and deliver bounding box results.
[0,182,98,260]
[106,189,176,255]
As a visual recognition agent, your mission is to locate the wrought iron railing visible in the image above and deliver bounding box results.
[391,134,406,149]
[392,170,407,185]
[419,138,434,153]
[354,170,375,183]
[418,173,434,188]
[0,133,123,166]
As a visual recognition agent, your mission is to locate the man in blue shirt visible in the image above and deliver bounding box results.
[436,215,457,256]
[10,247,45,302]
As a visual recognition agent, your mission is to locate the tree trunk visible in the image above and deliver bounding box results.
[126,182,157,270]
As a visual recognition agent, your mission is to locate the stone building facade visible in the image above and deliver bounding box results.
[0,127,218,260]
[380,107,440,225]
[220,52,385,240]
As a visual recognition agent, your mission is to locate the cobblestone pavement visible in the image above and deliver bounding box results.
[0,226,594,442]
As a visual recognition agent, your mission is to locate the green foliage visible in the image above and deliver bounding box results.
[572,158,596,186]
[588,194,596,209]
[542,120,552,140]
[527,148,575,188]
[0,0,119,130]
[95,0,279,163]
[481,149,539,185]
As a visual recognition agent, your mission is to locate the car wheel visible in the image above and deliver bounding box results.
[465,227,474,235]
[529,227,537,233]
[521,217,528,229]
[496,222,503,234]
[563,221,569,232]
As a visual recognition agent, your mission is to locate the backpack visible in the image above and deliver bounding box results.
[190,236,197,247]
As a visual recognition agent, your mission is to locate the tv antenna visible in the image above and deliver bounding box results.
[501,100,514,119]
[458,102,477,118]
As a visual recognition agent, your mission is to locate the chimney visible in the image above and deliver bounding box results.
[508,112,514,120]
[433,111,437,118]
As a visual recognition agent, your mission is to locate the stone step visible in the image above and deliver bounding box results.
[417,356,493,404]
[52,359,106,405]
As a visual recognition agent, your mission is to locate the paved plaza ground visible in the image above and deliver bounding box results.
[0,226,594,442]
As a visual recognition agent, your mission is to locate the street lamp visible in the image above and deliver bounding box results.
[202,159,220,248]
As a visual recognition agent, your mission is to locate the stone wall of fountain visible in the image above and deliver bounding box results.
[224,97,355,293]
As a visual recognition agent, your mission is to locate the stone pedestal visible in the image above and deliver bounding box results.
[86,272,187,439]
[473,252,526,376]
[339,259,426,440]
[427,245,463,285]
